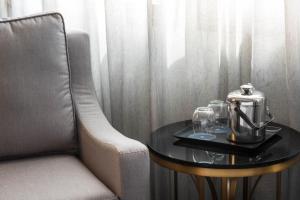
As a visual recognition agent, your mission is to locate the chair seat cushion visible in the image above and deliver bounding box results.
[0,155,118,200]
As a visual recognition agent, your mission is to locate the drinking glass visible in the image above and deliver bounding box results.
[208,100,228,128]
[192,107,216,141]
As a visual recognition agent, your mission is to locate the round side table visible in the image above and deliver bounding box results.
[148,121,300,200]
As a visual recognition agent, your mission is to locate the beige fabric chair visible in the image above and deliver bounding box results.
[0,13,149,200]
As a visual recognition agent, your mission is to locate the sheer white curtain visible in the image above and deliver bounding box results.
[1,0,300,199]
[149,0,300,131]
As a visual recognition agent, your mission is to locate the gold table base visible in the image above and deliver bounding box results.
[150,153,300,200]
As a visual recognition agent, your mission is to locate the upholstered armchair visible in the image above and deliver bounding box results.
[0,13,149,200]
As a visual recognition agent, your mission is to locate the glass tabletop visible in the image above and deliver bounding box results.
[148,120,300,169]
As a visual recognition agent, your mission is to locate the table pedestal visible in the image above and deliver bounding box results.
[220,177,238,200]
[187,173,282,200]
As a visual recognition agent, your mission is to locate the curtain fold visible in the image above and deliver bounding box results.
[1,0,300,199]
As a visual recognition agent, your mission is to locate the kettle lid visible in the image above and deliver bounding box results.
[226,83,265,104]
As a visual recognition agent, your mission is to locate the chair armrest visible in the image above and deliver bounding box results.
[77,95,149,200]
[67,31,150,200]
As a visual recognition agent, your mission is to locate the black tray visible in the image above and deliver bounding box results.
[174,126,282,154]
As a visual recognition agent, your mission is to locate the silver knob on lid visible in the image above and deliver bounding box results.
[240,83,254,95]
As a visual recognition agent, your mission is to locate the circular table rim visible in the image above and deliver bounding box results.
[150,150,300,177]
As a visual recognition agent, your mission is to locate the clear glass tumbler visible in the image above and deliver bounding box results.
[192,107,216,141]
[208,100,228,127]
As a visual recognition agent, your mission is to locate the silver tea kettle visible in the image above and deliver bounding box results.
[226,83,274,144]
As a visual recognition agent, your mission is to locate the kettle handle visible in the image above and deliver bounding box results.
[234,106,274,130]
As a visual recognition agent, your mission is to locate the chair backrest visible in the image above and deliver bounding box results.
[0,13,77,159]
